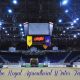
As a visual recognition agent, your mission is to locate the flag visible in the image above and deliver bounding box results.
[45,36,51,46]
[43,44,48,49]
[27,36,32,47]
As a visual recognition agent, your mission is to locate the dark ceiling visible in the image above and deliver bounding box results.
[0,0,80,23]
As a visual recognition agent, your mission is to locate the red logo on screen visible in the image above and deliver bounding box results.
[34,37,44,41]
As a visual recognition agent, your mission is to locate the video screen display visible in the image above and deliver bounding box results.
[29,23,50,35]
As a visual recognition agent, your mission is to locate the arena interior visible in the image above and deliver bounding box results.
[0,0,80,80]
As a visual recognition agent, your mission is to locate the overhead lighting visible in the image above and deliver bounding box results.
[62,0,68,6]
[66,27,69,30]
[71,26,74,29]
[19,24,22,27]
[63,30,66,33]
[71,23,74,26]
[7,34,9,36]
[12,0,18,5]
[20,28,23,31]
[0,22,2,26]
[8,9,12,13]
[5,31,8,33]
[22,34,24,37]
[21,32,24,34]
[60,34,62,36]
[76,18,79,21]
[58,19,62,23]
[78,33,80,35]
[73,34,77,38]
[65,9,69,13]
[73,20,77,23]
[2,27,5,29]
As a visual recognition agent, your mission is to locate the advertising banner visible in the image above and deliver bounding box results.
[27,36,32,47]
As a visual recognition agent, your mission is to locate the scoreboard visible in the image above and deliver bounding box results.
[24,22,53,49]
[33,36,45,43]
[26,35,51,48]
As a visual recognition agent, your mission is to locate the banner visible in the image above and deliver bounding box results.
[43,44,48,49]
[45,36,51,46]
[0,67,80,80]
[27,36,32,47]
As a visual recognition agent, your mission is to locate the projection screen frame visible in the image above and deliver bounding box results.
[28,23,50,35]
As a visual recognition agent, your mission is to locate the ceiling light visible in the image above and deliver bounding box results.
[12,0,18,5]
[58,19,62,23]
[8,9,12,13]
[62,0,68,5]
[65,9,69,13]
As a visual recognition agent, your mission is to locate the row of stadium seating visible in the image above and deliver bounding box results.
[0,51,80,64]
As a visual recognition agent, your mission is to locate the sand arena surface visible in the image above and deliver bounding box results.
[0,67,80,80]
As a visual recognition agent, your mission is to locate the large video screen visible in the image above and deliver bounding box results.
[29,23,50,35]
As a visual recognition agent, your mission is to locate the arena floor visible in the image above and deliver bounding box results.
[0,67,80,80]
